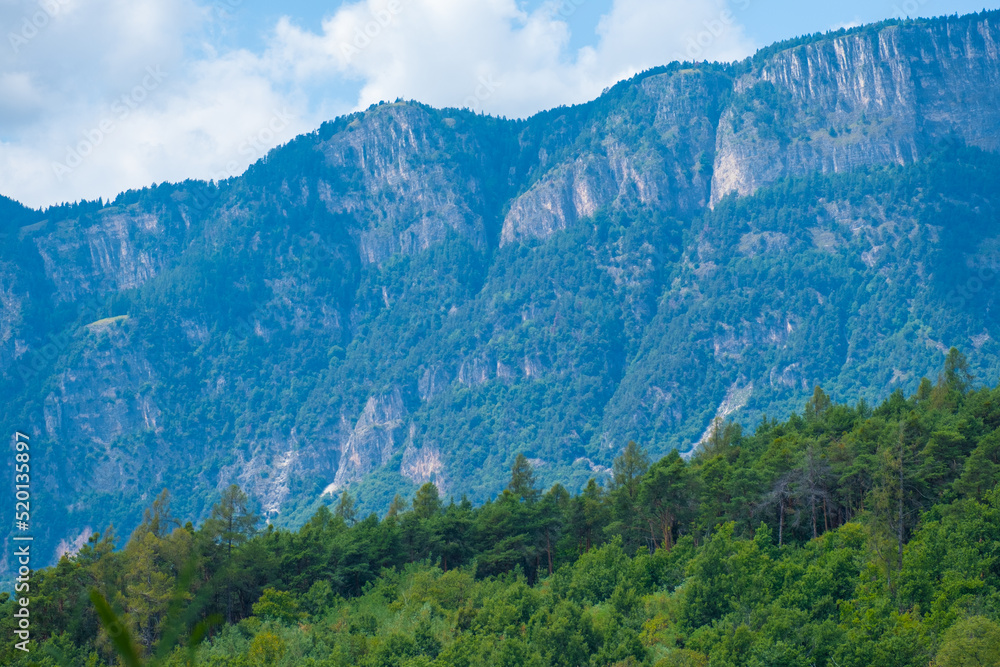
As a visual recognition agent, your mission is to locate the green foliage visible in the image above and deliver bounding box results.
[335,491,358,526]
[412,483,443,520]
[932,616,1000,666]
[251,588,301,624]
[247,631,285,666]
[7,67,1000,589]
[508,453,540,502]
[14,365,1000,667]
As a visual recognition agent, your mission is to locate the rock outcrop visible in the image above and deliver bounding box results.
[711,16,1000,203]
[5,11,1000,580]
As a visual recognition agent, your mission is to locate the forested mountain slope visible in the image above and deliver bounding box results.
[4,360,1000,666]
[3,11,1000,579]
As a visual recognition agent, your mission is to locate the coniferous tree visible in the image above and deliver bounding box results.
[943,346,974,393]
[608,442,649,552]
[335,490,358,526]
[804,386,833,422]
[386,493,408,518]
[137,490,180,539]
[639,450,694,550]
[204,485,259,623]
[792,444,833,539]
[412,482,443,519]
[508,453,540,502]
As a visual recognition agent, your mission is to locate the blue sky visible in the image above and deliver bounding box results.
[232,0,993,54]
[1,0,997,208]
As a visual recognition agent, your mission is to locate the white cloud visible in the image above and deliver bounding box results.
[0,0,754,208]
[829,18,863,31]
[0,0,313,207]
[273,0,755,117]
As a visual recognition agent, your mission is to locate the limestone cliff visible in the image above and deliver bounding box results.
[710,14,1000,203]
[4,11,1000,581]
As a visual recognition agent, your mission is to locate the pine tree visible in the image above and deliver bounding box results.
[639,450,693,551]
[412,483,443,519]
[943,347,974,393]
[933,348,974,408]
[205,485,259,555]
[608,442,650,552]
[118,531,173,650]
[335,490,358,526]
[804,386,833,422]
[205,485,259,624]
[916,377,933,401]
[136,489,180,539]
[791,444,833,539]
[386,493,408,518]
[538,484,570,574]
[508,453,540,501]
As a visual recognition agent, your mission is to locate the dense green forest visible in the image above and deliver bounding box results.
[4,349,1000,666]
[6,12,1000,579]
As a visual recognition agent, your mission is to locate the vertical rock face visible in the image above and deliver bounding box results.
[31,208,185,303]
[418,364,451,402]
[502,68,728,245]
[330,388,407,491]
[0,263,27,376]
[317,104,516,265]
[500,156,617,245]
[42,318,161,493]
[7,11,1000,580]
[400,424,445,491]
[710,15,1000,204]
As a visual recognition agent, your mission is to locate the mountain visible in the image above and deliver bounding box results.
[6,376,1000,666]
[4,10,1000,578]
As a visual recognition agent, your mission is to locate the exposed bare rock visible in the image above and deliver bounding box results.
[458,355,493,387]
[418,364,451,401]
[400,429,445,490]
[711,15,1000,204]
[0,263,26,375]
[500,156,617,245]
[6,12,1000,580]
[32,209,167,303]
[501,68,727,245]
[317,104,499,265]
[686,382,754,458]
[329,388,407,491]
[41,318,161,492]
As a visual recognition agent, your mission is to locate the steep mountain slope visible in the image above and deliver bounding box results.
[712,14,1000,203]
[3,11,1000,578]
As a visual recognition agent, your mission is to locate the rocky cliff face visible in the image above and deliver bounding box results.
[502,68,727,245]
[42,318,161,493]
[330,388,407,491]
[711,14,1000,203]
[32,210,167,302]
[315,104,523,264]
[0,262,28,377]
[4,11,1000,579]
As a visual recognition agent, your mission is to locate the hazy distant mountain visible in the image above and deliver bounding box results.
[4,10,1000,577]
